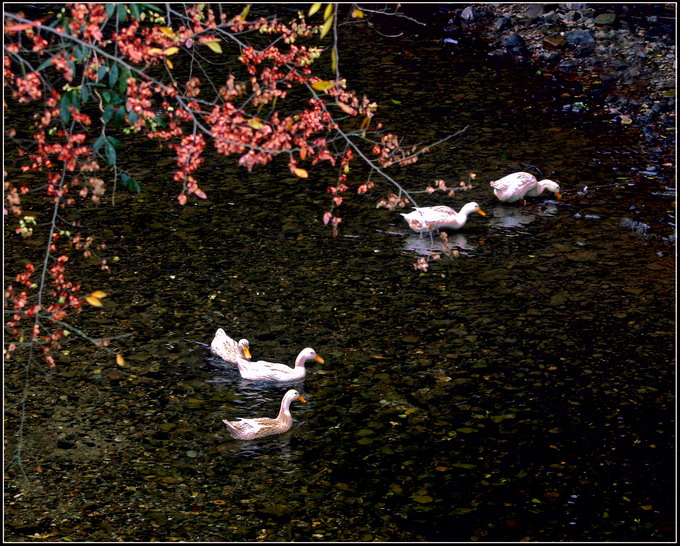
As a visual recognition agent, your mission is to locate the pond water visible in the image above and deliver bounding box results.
[4,9,675,543]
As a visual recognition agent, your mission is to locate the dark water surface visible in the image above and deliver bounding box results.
[4,12,675,543]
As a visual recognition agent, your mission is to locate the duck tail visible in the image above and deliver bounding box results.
[222,419,240,437]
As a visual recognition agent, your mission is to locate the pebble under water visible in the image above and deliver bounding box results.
[4,13,675,543]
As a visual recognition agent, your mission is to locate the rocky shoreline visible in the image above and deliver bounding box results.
[450,3,676,165]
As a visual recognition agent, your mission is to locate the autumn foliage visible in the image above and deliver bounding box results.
[4,3,429,367]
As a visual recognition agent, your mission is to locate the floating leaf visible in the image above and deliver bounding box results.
[308,3,322,17]
[312,80,335,91]
[86,296,103,308]
[293,167,309,178]
[159,26,176,38]
[411,494,433,504]
[116,353,125,366]
[247,118,265,129]
[204,41,222,54]
[91,290,108,299]
[337,101,355,115]
[319,14,333,40]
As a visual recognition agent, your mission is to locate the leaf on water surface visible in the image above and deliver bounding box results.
[450,463,476,469]
[308,3,322,17]
[410,494,433,503]
[85,295,103,307]
[456,427,477,434]
[116,353,125,366]
[312,80,335,92]
[293,167,308,178]
[204,41,222,54]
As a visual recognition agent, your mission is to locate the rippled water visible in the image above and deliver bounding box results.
[4,9,675,543]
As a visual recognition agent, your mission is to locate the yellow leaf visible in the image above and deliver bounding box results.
[240,4,250,20]
[308,3,322,17]
[85,296,103,308]
[205,41,222,54]
[159,26,176,38]
[323,3,334,20]
[247,118,265,129]
[165,58,174,69]
[293,168,309,178]
[164,46,179,56]
[311,80,335,91]
[319,14,333,40]
[116,353,126,366]
[331,47,337,72]
[147,47,164,55]
[91,290,108,299]
[351,8,364,19]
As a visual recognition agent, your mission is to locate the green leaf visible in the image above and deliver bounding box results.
[105,141,117,165]
[102,104,115,123]
[139,3,163,13]
[69,91,80,110]
[73,45,84,62]
[93,135,107,154]
[117,3,127,22]
[128,110,138,123]
[107,136,120,148]
[119,68,132,93]
[98,65,108,83]
[60,94,71,123]
[108,64,120,88]
[129,3,140,19]
[105,3,116,17]
[80,85,89,104]
[36,57,53,72]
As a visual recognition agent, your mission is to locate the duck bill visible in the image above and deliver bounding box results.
[314,355,325,363]
[555,192,562,199]
[243,347,252,359]
[297,395,307,403]
[476,209,487,216]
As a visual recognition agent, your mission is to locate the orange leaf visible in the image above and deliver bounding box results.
[165,58,174,70]
[116,353,126,366]
[293,168,309,178]
[85,296,103,308]
[351,8,364,19]
[91,291,108,299]
[337,102,355,115]
[159,26,176,38]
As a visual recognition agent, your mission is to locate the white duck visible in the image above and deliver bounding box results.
[222,389,306,440]
[235,348,324,381]
[401,202,486,233]
[490,172,561,203]
[210,328,252,364]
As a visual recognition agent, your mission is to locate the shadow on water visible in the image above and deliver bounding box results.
[4,8,675,544]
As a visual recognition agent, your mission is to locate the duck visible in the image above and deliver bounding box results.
[222,389,306,440]
[210,328,252,364]
[490,172,561,203]
[401,202,486,233]
[235,348,324,381]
